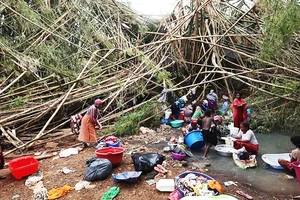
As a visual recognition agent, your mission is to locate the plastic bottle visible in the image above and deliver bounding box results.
[156,179,175,192]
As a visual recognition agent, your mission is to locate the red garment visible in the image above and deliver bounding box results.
[78,114,97,143]
[234,141,259,153]
[233,98,247,128]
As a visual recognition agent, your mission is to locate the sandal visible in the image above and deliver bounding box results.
[156,164,168,173]
[236,190,253,200]
[154,166,166,174]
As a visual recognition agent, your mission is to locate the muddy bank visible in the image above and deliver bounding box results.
[0,127,298,200]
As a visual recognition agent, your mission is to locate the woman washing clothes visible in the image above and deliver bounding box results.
[232,122,259,154]
[206,90,218,112]
[78,99,103,148]
[278,136,300,175]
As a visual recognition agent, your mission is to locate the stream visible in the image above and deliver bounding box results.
[190,133,300,195]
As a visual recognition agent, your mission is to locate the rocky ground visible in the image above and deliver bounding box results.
[0,125,298,200]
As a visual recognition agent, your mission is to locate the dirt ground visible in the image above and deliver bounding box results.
[0,127,297,200]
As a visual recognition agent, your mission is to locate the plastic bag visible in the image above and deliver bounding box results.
[84,158,112,181]
[131,153,166,174]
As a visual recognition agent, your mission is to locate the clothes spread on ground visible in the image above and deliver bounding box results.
[48,185,74,199]
[101,187,120,200]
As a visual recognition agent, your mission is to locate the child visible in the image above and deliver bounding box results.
[202,109,217,159]
[278,136,300,174]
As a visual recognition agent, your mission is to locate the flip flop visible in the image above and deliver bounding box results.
[236,190,253,200]
[154,166,165,174]
[156,164,168,173]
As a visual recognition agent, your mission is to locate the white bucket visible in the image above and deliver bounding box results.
[164,110,172,119]
[230,127,239,136]
[156,179,175,192]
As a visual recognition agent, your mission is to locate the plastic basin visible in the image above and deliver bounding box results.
[292,161,300,184]
[95,147,125,166]
[170,120,184,128]
[8,156,39,180]
[171,152,186,161]
[184,130,205,150]
[175,171,215,197]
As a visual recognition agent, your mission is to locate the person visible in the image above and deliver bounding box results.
[181,104,193,123]
[213,115,223,139]
[206,89,218,111]
[220,95,229,112]
[278,136,300,175]
[0,141,5,179]
[181,119,199,136]
[202,109,217,159]
[191,106,203,120]
[232,92,247,128]
[200,100,209,113]
[232,122,259,154]
[171,96,187,119]
[78,99,103,148]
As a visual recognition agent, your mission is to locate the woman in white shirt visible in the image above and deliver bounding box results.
[232,122,259,154]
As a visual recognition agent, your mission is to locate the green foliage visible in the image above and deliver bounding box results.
[259,0,300,60]
[111,101,161,136]
[271,79,299,95]
[248,95,300,134]
[13,96,26,108]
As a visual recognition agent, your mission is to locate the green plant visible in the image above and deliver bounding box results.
[259,0,300,60]
[111,101,160,136]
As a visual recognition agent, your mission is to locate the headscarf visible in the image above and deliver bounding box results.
[214,115,223,123]
[94,99,103,106]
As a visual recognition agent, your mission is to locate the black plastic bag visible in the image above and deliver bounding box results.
[84,158,112,181]
[131,153,166,174]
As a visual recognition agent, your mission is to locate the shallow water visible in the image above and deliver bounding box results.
[189,133,300,195]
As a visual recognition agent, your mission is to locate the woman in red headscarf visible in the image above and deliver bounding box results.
[233,93,247,128]
[78,99,103,147]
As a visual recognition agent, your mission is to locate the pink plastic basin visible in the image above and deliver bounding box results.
[9,156,39,180]
[171,152,186,161]
[95,147,125,166]
[292,161,300,184]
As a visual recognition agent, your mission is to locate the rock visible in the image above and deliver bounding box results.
[45,142,58,149]
[181,160,188,166]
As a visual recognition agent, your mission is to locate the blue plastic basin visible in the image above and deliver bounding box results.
[184,130,205,150]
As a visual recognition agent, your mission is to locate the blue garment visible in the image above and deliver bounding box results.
[201,103,208,112]
[246,108,251,122]
[221,102,229,111]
